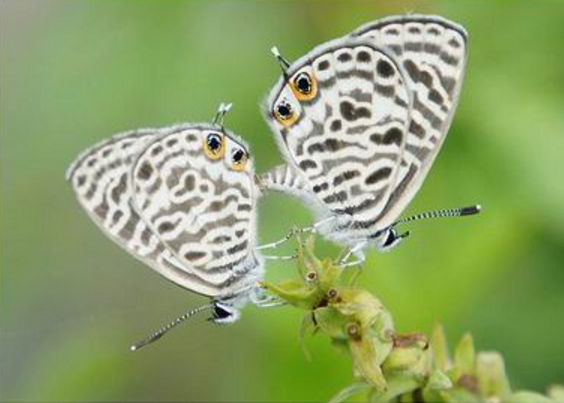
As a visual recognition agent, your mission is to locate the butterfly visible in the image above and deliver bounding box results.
[66,104,284,350]
[258,15,480,266]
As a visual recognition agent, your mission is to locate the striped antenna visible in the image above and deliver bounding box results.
[393,205,482,226]
[212,102,233,127]
[130,303,213,352]
[271,46,291,74]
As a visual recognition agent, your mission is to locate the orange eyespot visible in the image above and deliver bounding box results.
[231,148,248,171]
[290,71,317,101]
[273,100,299,127]
[203,132,225,160]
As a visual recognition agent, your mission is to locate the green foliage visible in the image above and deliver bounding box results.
[265,237,563,402]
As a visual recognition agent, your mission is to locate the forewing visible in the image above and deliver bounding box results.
[353,15,468,227]
[265,38,411,228]
[66,127,217,296]
[131,125,260,297]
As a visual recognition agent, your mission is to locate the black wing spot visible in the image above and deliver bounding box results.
[448,38,461,49]
[184,174,195,191]
[357,50,371,62]
[340,101,371,122]
[337,52,353,62]
[166,138,178,148]
[185,251,206,261]
[158,221,175,233]
[185,133,198,143]
[377,59,395,78]
[325,138,344,152]
[330,119,342,132]
[365,167,392,185]
[428,89,444,105]
[307,143,326,155]
[151,145,163,156]
[370,127,403,146]
[112,210,123,224]
[312,182,329,193]
[76,175,86,187]
[111,173,127,203]
[423,43,441,55]
[317,60,330,71]
[410,120,426,139]
[384,28,400,36]
[383,127,403,146]
[299,159,318,171]
[137,161,153,180]
[209,200,224,212]
[333,170,360,186]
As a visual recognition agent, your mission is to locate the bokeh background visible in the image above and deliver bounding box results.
[2,0,564,401]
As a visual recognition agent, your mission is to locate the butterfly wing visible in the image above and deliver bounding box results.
[66,126,217,295]
[352,15,469,228]
[130,125,261,299]
[264,37,411,230]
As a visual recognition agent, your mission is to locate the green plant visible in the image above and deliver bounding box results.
[262,236,563,403]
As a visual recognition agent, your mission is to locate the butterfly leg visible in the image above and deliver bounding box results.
[262,254,298,261]
[339,241,368,269]
[256,216,336,251]
[251,288,287,308]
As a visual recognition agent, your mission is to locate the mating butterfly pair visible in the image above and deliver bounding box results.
[67,15,479,350]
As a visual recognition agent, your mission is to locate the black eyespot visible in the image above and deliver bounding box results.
[232,148,246,164]
[207,133,222,152]
[294,72,312,94]
[276,101,293,119]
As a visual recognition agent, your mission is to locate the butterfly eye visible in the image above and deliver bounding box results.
[231,148,248,171]
[204,132,225,160]
[291,71,317,101]
[273,100,299,126]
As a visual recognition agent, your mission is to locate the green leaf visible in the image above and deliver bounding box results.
[509,391,556,403]
[348,327,387,391]
[475,352,511,400]
[454,333,475,375]
[427,369,453,391]
[430,324,451,371]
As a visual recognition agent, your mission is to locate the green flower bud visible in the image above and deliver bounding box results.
[475,352,511,400]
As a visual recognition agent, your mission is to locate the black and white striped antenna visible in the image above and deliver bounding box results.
[212,102,233,128]
[271,46,291,75]
[393,204,482,227]
[130,303,213,352]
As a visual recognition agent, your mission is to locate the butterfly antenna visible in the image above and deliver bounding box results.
[212,102,233,127]
[271,46,291,75]
[130,303,213,352]
[393,204,482,226]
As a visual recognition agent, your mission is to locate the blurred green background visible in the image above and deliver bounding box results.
[1,0,564,401]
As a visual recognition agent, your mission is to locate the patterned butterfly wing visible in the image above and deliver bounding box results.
[66,127,215,295]
[130,125,262,299]
[352,15,469,228]
[264,38,411,231]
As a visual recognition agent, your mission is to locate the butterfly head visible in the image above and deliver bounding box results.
[208,301,241,325]
[374,227,410,253]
